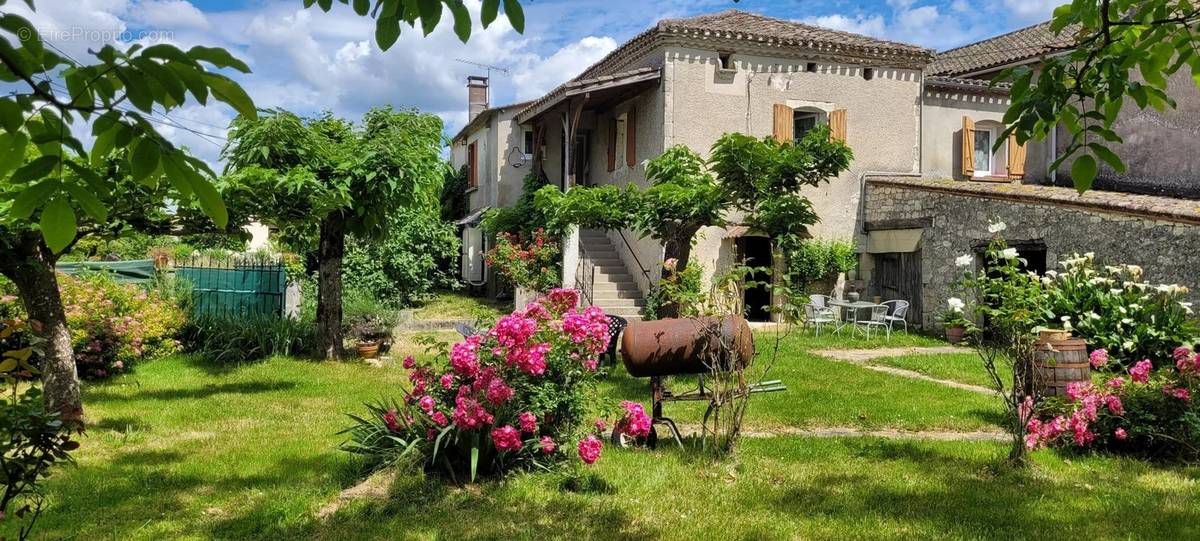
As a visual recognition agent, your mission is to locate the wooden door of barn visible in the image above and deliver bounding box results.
[873,252,922,327]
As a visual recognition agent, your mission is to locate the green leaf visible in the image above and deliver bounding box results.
[186,46,251,73]
[160,153,195,198]
[167,61,209,104]
[449,1,471,42]
[1071,154,1097,194]
[116,67,155,112]
[481,0,499,27]
[140,44,197,67]
[470,432,480,483]
[12,155,59,184]
[64,182,107,222]
[131,137,161,182]
[0,98,23,133]
[40,197,76,253]
[200,72,256,119]
[417,0,442,35]
[0,14,42,60]
[375,16,402,50]
[1088,143,1126,173]
[352,0,370,15]
[9,180,58,220]
[190,171,229,228]
[503,0,524,33]
[0,130,27,177]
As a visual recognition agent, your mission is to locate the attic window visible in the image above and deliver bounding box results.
[862,67,875,81]
[718,52,734,70]
[805,62,817,73]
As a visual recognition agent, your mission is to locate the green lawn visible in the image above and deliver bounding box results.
[868,351,1012,389]
[410,291,507,321]
[8,331,1200,540]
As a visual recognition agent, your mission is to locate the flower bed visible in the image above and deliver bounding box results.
[341,289,616,480]
[485,229,560,293]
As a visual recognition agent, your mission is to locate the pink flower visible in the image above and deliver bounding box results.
[440,373,455,389]
[450,336,483,377]
[1103,394,1125,415]
[418,395,436,414]
[491,425,523,452]
[452,396,493,430]
[402,355,416,369]
[1065,382,1090,402]
[1114,427,1128,441]
[512,342,550,376]
[539,435,556,454]
[1089,348,1109,369]
[1106,377,1126,390]
[1018,395,1034,421]
[582,358,599,371]
[1163,384,1191,401]
[595,418,606,433]
[1175,347,1198,375]
[577,435,602,464]
[518,411,538,433]
[544,288,581,314]
[1129,359,1152,383]
[431,411,449,427]
[485,378,514,405]
[619,400,653,438]
[383,409,402,432]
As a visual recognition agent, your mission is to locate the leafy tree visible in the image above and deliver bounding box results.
[305,0,527,48]
[221,108,445,358]
[1001,0,1200,192]
[0,1,256,423]
[440,165,469,222]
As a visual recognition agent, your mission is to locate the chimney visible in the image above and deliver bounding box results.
[467,75,489,122]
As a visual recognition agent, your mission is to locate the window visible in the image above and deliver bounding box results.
[805,62,818,73]
[615,112,628,167]
[793,111,820,139]
[718,52,734,70]
[862,67,875,81]
[522,129,534,158]
[973,129,991,177]
[467,142,477,188]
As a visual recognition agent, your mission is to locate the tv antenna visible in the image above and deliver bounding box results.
[455,59,511,79]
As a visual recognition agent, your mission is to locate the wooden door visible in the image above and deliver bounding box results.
[873,251,922,327]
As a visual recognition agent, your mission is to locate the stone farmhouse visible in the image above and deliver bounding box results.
[451,10,1200,326]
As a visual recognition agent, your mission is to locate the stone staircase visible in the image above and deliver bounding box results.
[578,230,646,321]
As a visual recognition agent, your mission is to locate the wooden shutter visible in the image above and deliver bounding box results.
[625,106,637,167]
[1007,133,1026,179]
[467,142,477,187]
[829,109,848,143]
[961,116,975,178]
[772,103,793,142]
[606,118,617,172]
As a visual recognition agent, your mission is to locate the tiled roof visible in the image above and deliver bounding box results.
[516,67,661,123]
[929,21,1077,76]
[924,75,1012,93]
[451,100,533,142]
[656,10,933,60]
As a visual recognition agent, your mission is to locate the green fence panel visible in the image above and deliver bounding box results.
[176,262,286,318]
[56,259,157,284]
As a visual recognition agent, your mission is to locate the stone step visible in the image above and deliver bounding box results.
[598,305,644,317]
[591,281,639,293]
[591,289,644,301]
[589,297,645,308]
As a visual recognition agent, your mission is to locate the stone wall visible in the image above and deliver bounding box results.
[863,177,1200,329]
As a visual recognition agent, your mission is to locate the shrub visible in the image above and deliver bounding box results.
[343,208,460,307]
[1042,254,1196,368]
[780,237,858,296]
[340,289,611,481]
[180,314,315,364]
[485,229,560,293]
[1028,347,1200,460]
[643,259,704,320]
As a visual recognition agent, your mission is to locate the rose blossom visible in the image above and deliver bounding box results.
[1114,427,1128,441]
[402,355,416,369]
[595,418,606,433]
[418,395,436,414]
[485,378,514,405]
[578,435,603,464]
[619,400,653,438]
[383,409,402,432]
[518,411,538,433]
[1129,359,1152,383]
[540,435,556,454]
[1089,348,1109,369]
[440,373,455,389]
[431,411,449,427]
[1164,384,1191,401]
[491,425,523,452]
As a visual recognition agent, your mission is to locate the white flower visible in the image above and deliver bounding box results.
[955,254,973,267]
[1000,248,1019,259]
[1123,340,1135,351]
[1088,312,1101,320]
[1045,270,1059,279]
[1084,252,1095,260]
[947,297,965,312]
[987,221,1007,233]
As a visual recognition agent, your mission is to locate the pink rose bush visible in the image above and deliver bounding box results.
[341,289,612,480]
[1026,345,1200,459]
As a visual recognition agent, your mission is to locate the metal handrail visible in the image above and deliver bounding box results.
[614,228,653,287]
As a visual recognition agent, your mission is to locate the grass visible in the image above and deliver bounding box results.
[9,330,1198,539]
[410,291,507,321]
[868,351,1012,389]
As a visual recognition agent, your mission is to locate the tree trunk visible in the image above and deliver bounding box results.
[658,226,700,319]
[315,216,346,359]
[0,233,83,428]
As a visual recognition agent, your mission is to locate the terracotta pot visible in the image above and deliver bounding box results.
[357,341,380,359]
[945,325,965,345]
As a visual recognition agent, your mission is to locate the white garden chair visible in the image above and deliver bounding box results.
[804,304,836,336]
[882,300,910,333]
[856,304,891,340]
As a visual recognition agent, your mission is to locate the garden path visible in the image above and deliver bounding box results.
[675,424,1007,442]
[813,347,996,395]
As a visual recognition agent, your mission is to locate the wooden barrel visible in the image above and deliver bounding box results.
[1034,337,1090,397]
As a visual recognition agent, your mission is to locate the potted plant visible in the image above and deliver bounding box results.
[942,297,970,345]
[348,315,388,359]
[486,229,561,310]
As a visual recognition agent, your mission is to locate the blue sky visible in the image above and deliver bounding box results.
[10,0,1061,165]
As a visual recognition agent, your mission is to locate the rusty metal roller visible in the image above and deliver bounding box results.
[620,316,755,378]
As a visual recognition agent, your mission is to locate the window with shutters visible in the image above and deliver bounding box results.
[962,116,1026,181]
[467,142,478,188]
[792,108,827,140]
[614,112,628,168]
[522,129,534,159]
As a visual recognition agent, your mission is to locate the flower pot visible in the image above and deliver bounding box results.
[514,287,539,311]
[1038,329,1071,342]
[945,325,965,345]
[357,341,380,359]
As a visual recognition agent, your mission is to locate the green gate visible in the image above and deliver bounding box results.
[175,259,286,318]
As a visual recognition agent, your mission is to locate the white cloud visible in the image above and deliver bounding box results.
[132,0,210,30]
[803,1,979,50]
[803,14,887,38]
[1002,0,1062,22]
[512,36,618,101]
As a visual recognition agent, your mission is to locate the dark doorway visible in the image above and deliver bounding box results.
[873,251,923,327]
[739,236,774,322]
